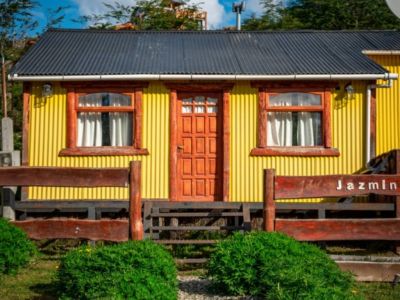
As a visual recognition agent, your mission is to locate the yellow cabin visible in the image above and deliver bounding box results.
[9,30,400,203]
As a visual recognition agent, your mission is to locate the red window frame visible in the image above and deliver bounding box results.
[251,85,339,157]
[59,83,148,156]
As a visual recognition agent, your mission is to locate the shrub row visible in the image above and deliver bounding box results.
[58,240,177,300]
[0,217,36,275]
[208,231,360,300]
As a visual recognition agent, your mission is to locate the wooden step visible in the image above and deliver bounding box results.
[151,225,243,231]
[175,258,208,264]
[151,201,247,210]
[151,212,244,217]
[155,239,217,245]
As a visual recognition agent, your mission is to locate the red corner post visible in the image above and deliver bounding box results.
[263,169,276,232]
[129,161,143,240]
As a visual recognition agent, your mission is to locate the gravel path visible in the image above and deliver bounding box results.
[178,276,258,300]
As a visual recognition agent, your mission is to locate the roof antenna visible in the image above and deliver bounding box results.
[232,1,246,31]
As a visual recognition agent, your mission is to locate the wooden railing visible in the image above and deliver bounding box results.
[0,161,143,242]
[263,169,400,241]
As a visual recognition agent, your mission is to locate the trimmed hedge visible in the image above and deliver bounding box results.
[0,217,36,274]
[208,232,361,300]
[58,240,178,300]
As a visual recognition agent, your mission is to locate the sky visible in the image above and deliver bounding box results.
[33,0,265,32]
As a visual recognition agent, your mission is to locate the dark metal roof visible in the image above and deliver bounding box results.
[11,29,400,77]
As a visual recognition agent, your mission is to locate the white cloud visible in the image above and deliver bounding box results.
[73,0,135,18]
[246,0,264,16]
[191,0,225,29]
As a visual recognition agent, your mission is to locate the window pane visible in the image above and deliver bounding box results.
[267,112,322,146]
[269,93,321,107]
[194,96,206,104]
[207,97,218,105]
[78,93,131,107]
[207,106,218,113]
[77,112,133,147]
[183,97,193,104]
[182,106,192,113]
[195,106,205,113]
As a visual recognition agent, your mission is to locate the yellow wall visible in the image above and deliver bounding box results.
[230,82,367,202]
[368,55,400,156]
[29,80,370,202]
[28,82,169,200]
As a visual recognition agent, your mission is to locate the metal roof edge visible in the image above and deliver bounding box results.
[9,73,398,82]
[363,50,400,55]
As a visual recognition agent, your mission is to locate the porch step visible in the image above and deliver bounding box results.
[155,239,217,245]
[151,212,244,217]
[151,225,243,231]
[175,258,208,264]
[144,201,252,257]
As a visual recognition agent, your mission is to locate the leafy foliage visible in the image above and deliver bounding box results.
[0,217,36,275]
[243,0,400,30]
[58,240,178,300]
[81,0,203,30]
[208,232,360,299]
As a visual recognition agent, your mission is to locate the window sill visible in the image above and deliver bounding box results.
[59,147,149,156]
[250,147,340,157]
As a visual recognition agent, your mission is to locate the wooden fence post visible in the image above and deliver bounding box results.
[263,169,276,232]
[129,161,143,240]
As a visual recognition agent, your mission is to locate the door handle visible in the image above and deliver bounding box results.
[177,145,184,150]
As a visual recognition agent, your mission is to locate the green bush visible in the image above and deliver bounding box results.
[0,217,36,274]
[58,240,178,300]
[208,232,361,300]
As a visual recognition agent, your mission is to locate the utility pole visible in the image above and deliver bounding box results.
[1,44,7,118]
[232,1,246,31]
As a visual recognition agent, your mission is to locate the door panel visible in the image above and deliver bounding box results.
[176,93,222,201]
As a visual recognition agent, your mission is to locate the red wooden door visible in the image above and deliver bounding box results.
[176,93,222,201]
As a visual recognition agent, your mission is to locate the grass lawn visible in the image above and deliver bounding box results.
[356,282,400,300]
[0,254,59,300]
[1,251,400,299]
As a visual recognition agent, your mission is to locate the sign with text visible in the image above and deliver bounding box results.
[275,174,400,199]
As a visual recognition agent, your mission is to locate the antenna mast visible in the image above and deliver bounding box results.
[232,2,246,31]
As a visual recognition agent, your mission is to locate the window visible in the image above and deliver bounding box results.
[59,85,148,156]
[181,96,218,114]
[251,86,339,156]
[77,93,133,147]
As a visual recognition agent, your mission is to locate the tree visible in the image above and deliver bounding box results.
[0,0,38,120]
[81,0,204,30]
[243,0,285,30]
[243,0,400,30]
[44,5,70,32]
[0,1,67,150]
[285,0,400,30]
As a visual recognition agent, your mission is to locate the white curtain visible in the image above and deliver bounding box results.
[77,94,102,147]
[267,93,321,146]
[297,93,319,146]
[267,96,293,146]
[77,93,132,147]
[109,94,132,146]
[267,112,293,146]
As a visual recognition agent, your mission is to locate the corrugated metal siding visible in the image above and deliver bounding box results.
[29,80,369,202]
[28,82,169,200]
[368,55,400,155]
[230,82,366,202]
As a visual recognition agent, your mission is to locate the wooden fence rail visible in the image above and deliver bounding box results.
[0,161,143,241]
[263,169,400,241]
